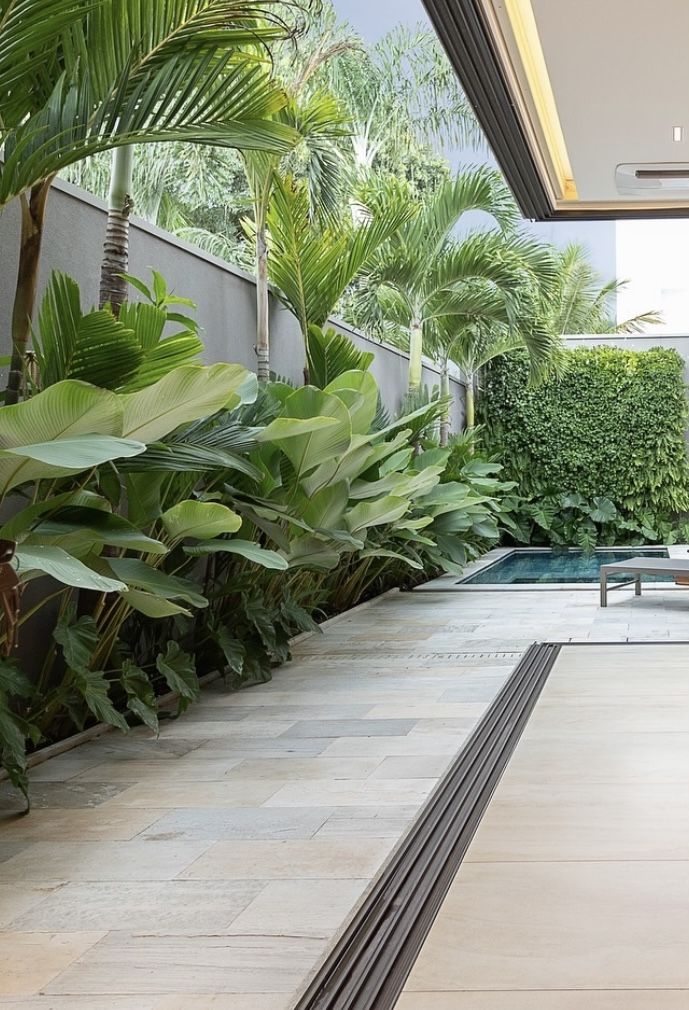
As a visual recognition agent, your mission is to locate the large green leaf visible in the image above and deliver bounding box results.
[184,539,288,570]
[122,589,191,619]
[345,496,410,533]
[119,364,255,443]
[324,371,379,436]
[305,325,374,389]
[108,558,207,609]
[156,643,199,714]
[15,545,127,592]
[161,501,242,542]
[0,381,126,494]
[30,506,167,555]
[260,386,352,480]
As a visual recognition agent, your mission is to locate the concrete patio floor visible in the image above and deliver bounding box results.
[0,585,688,1008]
[398,642,689,1008]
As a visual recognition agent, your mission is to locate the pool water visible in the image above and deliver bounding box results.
[462,548,672,586]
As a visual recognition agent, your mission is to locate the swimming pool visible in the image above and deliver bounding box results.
[461,548,672,586]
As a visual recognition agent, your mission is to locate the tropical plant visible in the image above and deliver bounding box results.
[356,166,560,399]
[544,243,662,335]
[1,0,305,400]
[265,174,412,375]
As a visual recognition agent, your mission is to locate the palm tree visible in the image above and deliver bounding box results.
[0,0,304,402]
[545,243,662,335]
[265,174,412,378]
[359,166,534,394]
[243,88,349,381]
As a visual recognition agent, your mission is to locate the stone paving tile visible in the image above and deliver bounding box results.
[46,932,328,996]
[180,837,392,881]
[0,931,105,997]
[142,807,334,841]
[6,586,687,1006]
[11,880,264,932]
[0,840,212,883]
[281,718,417,739]
[0,781,130,811]
[229,878,368,938]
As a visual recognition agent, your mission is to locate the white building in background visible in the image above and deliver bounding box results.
[616,220,689,334]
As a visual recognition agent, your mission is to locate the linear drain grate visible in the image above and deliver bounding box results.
[297,651,521,662]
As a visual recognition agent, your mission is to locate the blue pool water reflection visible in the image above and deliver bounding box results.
[462,548,672,585]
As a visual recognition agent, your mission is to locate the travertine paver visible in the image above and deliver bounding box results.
[1,587,688,1007]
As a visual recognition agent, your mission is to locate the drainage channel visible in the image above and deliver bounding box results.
[294,641,561,1010]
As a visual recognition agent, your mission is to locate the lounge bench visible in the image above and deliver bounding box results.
[599,556,689,606]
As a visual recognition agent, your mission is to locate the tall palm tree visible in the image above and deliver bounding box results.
[545,243,662,335]
[359,166,550,394]
[0,0,304,402]
[243,88,349,381]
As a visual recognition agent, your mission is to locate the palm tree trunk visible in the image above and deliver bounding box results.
[99,146,135,314]
[408,317,423,393]
[6,178,54,405]
[465,375,476,429]
[439,362,451,446]
[255,223,270,382]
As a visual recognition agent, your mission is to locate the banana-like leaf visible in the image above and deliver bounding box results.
[345,496,410,533]
[108,558,207,609]
[0,381,127,494]
[260,387,352,480]
[300,482,349,530]
[119,364,256,443]
[359,548,424,570]
[121,589,191,618]
[15,545,127,592]
[284,535,341,571]
[0,489,110,541]
[324,370,379,436]
[161,501,242,542]
[30,506,167,555]
[184,539,288,570]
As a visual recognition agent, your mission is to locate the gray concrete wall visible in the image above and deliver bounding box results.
[0,178,465,429]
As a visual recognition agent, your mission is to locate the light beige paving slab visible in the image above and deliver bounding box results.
[155,997,291,1010]
[224,757,380,780]
[228,878,369,937]
[264,778,434,808]
[0,807,162,841]
[368,755,453,779]
[106,780,282,809]
[11,880,264,932]
[74,759,243,782]
[0,932,105,996]
[180,837,392,880]
[395,993,689,1009]
[0,840,211,882]
[47,932,328,995]
[405,860,689,992]
[466,779,689,861]
[0,883,62,928]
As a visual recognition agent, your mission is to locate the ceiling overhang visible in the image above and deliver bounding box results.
[422,0,689,221]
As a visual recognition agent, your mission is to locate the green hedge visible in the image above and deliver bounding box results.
[481,346,689,516]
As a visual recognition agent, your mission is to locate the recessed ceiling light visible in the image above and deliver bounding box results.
[674,126,683,142]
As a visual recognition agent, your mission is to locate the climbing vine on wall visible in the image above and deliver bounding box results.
[481,346,689,543]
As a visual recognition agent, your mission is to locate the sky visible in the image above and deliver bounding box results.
[333,0,425,39]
